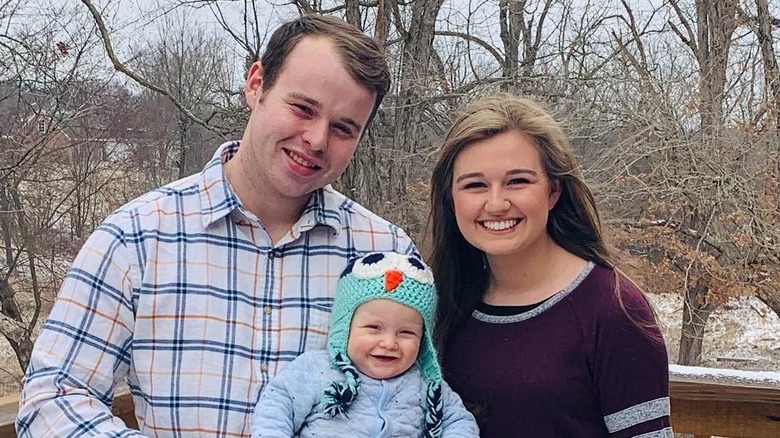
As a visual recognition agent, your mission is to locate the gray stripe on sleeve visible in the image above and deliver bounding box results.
[633,426,674,438]
[603,396,671,433]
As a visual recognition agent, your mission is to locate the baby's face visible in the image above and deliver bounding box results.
[347,299,423,380]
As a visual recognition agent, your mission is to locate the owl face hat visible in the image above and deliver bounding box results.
[320,252,444,438]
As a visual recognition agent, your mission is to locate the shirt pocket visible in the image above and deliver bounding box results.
[304,307,331,350]
[279,306,331,352]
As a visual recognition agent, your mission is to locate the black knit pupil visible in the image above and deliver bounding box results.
[362,253,385,265]
[408,257,425,270]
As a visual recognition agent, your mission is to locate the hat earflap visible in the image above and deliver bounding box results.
[424,380,443,438]
[418,326,443,438]
[319,352,361,418]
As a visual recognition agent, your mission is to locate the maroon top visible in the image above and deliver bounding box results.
[442,263,672,437]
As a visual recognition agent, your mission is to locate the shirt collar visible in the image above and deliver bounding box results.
[296,185,343,235]
[199,141,344,234]
[199,141,241,228]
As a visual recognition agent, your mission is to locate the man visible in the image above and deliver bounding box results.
[17,15,414,437]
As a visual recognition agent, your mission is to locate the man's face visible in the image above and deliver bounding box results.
[239,36,376,203]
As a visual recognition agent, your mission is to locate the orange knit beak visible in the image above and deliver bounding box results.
[384,269,404,293]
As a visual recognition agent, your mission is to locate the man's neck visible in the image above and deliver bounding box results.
[223,153,310,244]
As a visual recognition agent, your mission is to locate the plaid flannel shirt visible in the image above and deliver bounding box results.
[17,141,415,437]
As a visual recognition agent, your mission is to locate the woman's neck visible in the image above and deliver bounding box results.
[485,239,587,306]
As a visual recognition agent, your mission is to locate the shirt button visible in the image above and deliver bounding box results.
[268,251,274,260]
[264,305,272,315]
[260,363,269,372]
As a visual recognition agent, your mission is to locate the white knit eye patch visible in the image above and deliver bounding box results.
[351,252,434,285]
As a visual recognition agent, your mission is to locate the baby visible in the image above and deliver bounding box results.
[251,252,479,437]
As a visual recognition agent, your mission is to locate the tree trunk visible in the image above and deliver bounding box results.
[756,288,780,320]
[498,0,550,91]
[335,125,383,209]
[677,283,715,365]
[390,0,445,201]
[0,183,35,371]
[374,0,390,44]
[176,111,192,178]
[499,0,523,87]
[695,0,737,135]
[344,0,362,31]
[755,0,780,129]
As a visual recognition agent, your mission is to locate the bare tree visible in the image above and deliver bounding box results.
[390,0,446,199]
[499,0,553,90]
[578,0,780,366]
[0,2,145,378]
[133,13,239,177]
[752,0,780,129]
[80,0,236,138]
[663,0,740,365]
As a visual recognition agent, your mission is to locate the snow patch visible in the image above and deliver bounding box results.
[648,293,780,372]
[670,364,780,385]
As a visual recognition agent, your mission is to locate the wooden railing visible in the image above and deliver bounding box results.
[668,364,780,438]
[0,389,137,437]
[0,365,778,437]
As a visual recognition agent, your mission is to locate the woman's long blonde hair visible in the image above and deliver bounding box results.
[427,94,658,351]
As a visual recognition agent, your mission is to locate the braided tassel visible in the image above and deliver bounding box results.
[320,352,361,418]
[424,381,443,438]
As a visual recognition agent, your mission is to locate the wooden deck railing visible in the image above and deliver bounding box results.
[0,365,778,437]
[668,364,780,437]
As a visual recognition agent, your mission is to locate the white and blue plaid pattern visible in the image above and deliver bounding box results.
[16,141,415,437]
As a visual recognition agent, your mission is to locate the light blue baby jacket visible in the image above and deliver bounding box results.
[251,350,479,437]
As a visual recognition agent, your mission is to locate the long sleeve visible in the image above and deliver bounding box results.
[595,282,673,438]
[16,219,143,437]
[440,380,480,437]
[251,353,324,438]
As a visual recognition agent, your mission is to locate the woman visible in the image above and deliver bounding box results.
[428,94,672,437]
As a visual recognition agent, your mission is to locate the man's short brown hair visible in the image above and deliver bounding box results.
[260,15,391,126]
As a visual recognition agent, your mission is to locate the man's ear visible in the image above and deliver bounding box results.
[548,179,562,210]
[244,61,265,109]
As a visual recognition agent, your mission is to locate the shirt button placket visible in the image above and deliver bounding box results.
[261,248,280,379]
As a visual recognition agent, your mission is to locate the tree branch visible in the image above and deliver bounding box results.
[667,0,698,55]
[434,30,504,66]
[79,0,230,137]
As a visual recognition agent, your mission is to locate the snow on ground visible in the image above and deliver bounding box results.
[669,363,780,384]
[648,293,780,372]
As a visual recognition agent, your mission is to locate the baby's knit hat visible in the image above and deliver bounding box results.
[320,252,443,438]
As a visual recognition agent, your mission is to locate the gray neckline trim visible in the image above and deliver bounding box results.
[472,261,596,323]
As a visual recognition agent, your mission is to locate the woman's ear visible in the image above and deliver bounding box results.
[548,179,562,210]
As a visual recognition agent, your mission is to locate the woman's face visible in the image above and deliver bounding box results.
[450,129,560,258]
